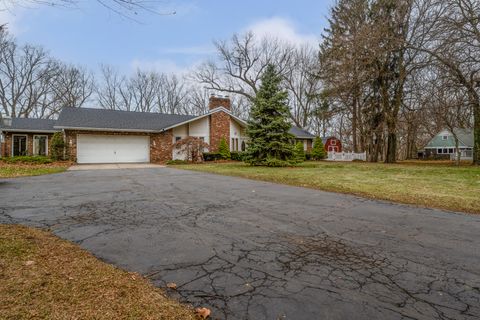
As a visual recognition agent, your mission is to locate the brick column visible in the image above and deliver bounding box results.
[208,95,231,152]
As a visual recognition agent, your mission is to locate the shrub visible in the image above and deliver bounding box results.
[50,132,66,161]
[173,137,209,163]
[218,137,231,160]
[1,156,53,164]
[166,159,189,165]
[203,152,223,162]
[294,142,306,163]
[311,137,327,160]
[230,152,245,161]
[305,152,312,161]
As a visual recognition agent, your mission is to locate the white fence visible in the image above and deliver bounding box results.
[327,151,367,162]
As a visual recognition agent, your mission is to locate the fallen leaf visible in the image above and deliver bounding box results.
[166,282,177,290]
[25,260,35,266]
[195,307,211,319]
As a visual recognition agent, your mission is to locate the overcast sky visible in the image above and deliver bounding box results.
[1,0,334,75]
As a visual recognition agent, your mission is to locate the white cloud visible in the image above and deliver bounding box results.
[245,17,319,48]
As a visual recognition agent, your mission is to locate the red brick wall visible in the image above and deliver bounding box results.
[2,132,54,157]
[209,112,230,152]
[64,130,174,163]
[208,96,231,111]
[150,131,173,163]
[207,96,233,152]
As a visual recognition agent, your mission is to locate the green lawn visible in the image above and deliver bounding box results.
[0,164,68,178]
[173,161,480,214]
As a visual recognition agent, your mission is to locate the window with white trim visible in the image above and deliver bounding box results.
[13,135,28,156]
[33,135,48,156]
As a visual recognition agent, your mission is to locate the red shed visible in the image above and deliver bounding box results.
[322,136,342,153]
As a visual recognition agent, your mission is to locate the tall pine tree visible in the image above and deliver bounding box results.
[244,64,295,166]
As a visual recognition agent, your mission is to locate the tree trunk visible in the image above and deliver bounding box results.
[352,96,358,153]
[385,122,397,163]
[474,104,480,165]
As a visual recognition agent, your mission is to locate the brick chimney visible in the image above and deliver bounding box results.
[209,95,231,152]
[208,94,231,111]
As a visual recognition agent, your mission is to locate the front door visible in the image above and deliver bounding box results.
[13,135,27,156]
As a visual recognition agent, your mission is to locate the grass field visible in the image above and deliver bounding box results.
[0,164,68,178]
[173,161,480,214]
[0,224,195,320]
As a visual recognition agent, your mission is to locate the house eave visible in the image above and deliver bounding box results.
[1,129,59,133]
[54,126,158,133]
[160,107,248,132]
[424,146,469,149]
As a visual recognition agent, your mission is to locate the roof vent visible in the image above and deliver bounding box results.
[1,117,12,127]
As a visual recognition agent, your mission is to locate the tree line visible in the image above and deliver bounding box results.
[0,0,478,164]
[319,0,479,164]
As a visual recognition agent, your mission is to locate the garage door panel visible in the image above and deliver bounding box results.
[77,135,150,164]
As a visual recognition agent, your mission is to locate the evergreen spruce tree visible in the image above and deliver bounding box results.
[50,132,65,161]
[294,142,306,163]
[311,137,327,160]
[244,64,295,166]
[218,137,231,160]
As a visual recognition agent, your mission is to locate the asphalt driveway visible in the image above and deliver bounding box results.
[0,168,479,320]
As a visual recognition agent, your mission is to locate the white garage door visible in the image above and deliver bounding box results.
[77,135,150,164]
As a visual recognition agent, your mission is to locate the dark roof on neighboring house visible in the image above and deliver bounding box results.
[290,126,316,139]
[55,107,196,132]
[0,118,58,132]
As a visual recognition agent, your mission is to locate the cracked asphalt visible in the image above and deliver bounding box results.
[1,168,479,320]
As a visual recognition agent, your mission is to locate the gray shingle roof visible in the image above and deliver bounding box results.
[290,126,316,139]
[0,118,58,132]
[55,107,196,131]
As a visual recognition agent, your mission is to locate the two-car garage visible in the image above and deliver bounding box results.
[76,135,150,164]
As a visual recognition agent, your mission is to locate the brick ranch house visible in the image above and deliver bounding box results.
[0,96,316,164]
